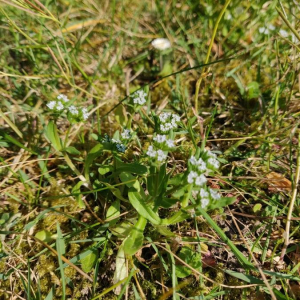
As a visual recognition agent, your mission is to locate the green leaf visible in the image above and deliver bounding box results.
[253,203,262,213]
[2,133,37,154]
[147,164,167,198]
[110,221,133,237]
[115,158,147,175]
[84,143,104,180]
[225,270,263,284]
[44,121,62,152]
[247,81,260,99]
[158,61,173,77]
[56,223,66,300]
[81,248,98,272]
[106,199,120,225]
[35,230,52,243]
[119,172,140,190]
[71,181,86,209]
[162,210,190,225]
[175,246,201,278]
[154,225,175,237]
[98,165,112,175]
[128,188,161,225]
[64,146,81,155]
[113,244,127,295]
[124,216,147,255]
[159,197,178,208]
[115,104,128,127]
[56,224,65,255]
[45,287,54,300]
[209,197,236,210]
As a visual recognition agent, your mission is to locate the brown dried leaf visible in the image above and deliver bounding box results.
[266,172,292,191]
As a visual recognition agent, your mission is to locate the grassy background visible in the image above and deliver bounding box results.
[1,0,300,299]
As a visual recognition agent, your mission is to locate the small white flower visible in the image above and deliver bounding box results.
[206,150,217,159]
[121,129,131,139]
[258,27,269,34]
[57,94,69,102]
[189,156,198,166]
[112,138,122,144]
[279,29,289,38]
[166,139,175,148]
[157,149,167,161]
[56,101,64,111]
[268,24,275,31]
[208,157,220,169]
[69,105,79,115]
[197,158,207,172]
[132,90,147,105]
[210,188,221,200]
[153,134,167,143]
[195,174,207,186]
[187,171,198,184]
[146,145,157,157]
[160,123,170,132]
[151,38,171,50]
[201,198,210,209]
[225,13,232,20]
[189,156,206,172]
[46,101,56,110]
[200,188,209,198]
[171,114,180,123]
[159,112,171,123]
[82,107,89,120]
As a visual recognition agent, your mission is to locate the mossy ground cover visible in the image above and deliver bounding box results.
[1,1,300,299]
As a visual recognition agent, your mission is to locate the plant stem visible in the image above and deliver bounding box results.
[276,6,300,43]
[63,152,90,187]
[280,132,300,260]
[194,0,232,112]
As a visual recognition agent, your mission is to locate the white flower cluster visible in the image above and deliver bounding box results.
[146,145,167,162]
[189,156,207,172]
[132,90,147,105]
[46,94,90,122]
[68,105,78,115]
[153,134,175,148]
[210,188,221,200]
[187,171,207,186]
[188,149,222,209]
[193,187,221,209]
[205,150,220,170]
[46,94,69,111]
[57,94,69,102]
[68,106,89,121]
[121,129,131,140]
[159,112,180,133]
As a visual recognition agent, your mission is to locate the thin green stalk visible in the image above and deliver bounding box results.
[280,132,300,260]
[63,126,71,149]
[194,0,232,112]
[197,207,254,270]
[276,6,300,43]
[63,152,90,186]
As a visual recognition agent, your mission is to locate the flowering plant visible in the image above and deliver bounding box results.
[44,92,235,258]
